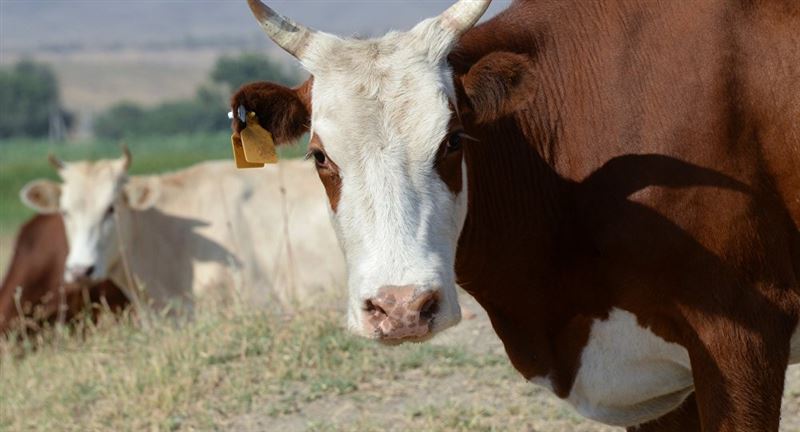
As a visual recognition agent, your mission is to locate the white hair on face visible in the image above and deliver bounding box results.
[298,18,469,337]
[58,158,128,282]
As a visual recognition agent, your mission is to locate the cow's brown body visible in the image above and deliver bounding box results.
[449,1,800,430]
[0,214,128,334]
[233,0,800,430]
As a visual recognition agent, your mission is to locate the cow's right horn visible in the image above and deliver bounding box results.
[247,0,316,60]
[121,143,132,170]
[439,0,492,36]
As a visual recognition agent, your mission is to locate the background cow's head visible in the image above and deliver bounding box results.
[233,0,527,343]
[20,148,160,284]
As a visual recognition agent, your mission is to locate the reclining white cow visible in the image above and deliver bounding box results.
[20,148,345,311]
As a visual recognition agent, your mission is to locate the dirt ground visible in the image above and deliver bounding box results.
[242,294,800,431]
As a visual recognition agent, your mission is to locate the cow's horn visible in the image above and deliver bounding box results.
[121,143,132,170]
[48,154,65,170]
[439,0,492,36]
[247,0,316,60]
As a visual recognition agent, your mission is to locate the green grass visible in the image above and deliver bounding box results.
[0,133,307,236]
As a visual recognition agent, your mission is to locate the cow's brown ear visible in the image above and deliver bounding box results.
[459,52,536,124]
[20,180,61,214]
[230,78,312,145]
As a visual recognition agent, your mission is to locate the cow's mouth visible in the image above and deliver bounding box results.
[373,311,464,345]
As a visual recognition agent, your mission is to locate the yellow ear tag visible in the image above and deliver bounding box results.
[231,133,264,169]
[241,112,278,164]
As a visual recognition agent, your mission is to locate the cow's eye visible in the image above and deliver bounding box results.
[105,205,115,217]
[441,131,466,158]
[306,149,327,167]
[447,133,463,153]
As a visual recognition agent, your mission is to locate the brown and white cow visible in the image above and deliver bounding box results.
[232,0,800,430]
[0,214,128,334]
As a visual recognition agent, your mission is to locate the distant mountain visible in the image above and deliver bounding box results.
[1,1,512,54]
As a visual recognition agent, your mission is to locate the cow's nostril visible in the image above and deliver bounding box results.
[420,296,439,321]
[364,299,386,317]
[366,287,442,341]
[85,265,96,277]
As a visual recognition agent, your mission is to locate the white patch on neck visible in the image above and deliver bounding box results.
[531,308,694,427]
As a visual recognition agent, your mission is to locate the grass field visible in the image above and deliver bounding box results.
[3,305,495,431]
[2,295,799,432]
[0,298,607,432]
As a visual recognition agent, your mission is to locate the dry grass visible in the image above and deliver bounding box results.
[1,296,798,431]
[0,303,498,431]
[0,298,609,432]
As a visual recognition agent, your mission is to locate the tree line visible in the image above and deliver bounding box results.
[0,54,300,140]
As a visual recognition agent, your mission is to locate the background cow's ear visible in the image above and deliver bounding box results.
[459,52,536,124]
[20,179,62,214]
[124,177,160,211]
[230,79,312,145]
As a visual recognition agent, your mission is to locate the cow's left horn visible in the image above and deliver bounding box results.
[121,143,132,170]
[439,0,492,36]
[48,154,65,170]
[247,0,316,60]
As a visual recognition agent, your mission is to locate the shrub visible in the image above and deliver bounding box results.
[211,52,299,91]
[94,86,230,139]
[0,60,68,139]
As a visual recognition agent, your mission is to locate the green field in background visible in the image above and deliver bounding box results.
[0,133,307,236]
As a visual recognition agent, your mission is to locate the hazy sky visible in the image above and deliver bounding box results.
[1,1,513,54]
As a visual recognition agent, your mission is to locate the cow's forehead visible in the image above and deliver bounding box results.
[308,23,456,166]
[60,160,125,212]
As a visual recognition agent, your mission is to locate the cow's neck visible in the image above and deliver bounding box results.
[107,208,183,310]
[449,21,618,392]
[453,112,601,395]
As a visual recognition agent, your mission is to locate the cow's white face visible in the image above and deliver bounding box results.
[20,155,158,284]
[306,22,470,340]
[58,160,127,283]
[244,0,490,342]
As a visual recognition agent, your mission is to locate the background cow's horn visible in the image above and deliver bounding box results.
[439,0,492,35]
[48,154,65,170]
[120,143,132,170]
[247,0,316,60]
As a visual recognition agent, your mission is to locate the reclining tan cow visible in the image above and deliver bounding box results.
[20,149,345,312]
